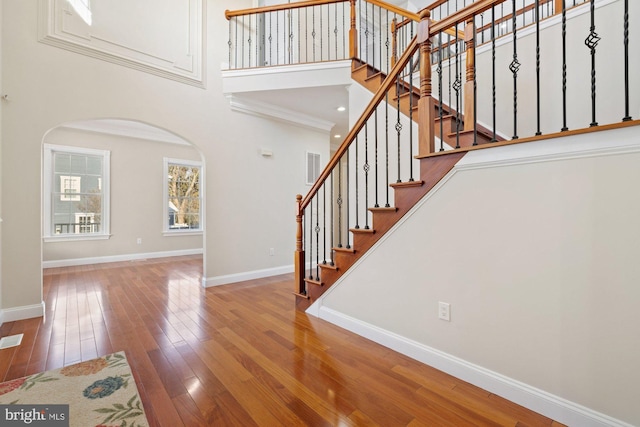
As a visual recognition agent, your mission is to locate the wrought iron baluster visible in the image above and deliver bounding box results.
[346,149,351,249]
[330,171,335,266]
[320,5,324,61]
[364,123,370,230]
[228,18,232,68]
[535,0,541,135]
[315,193,320,280]
[308,199,313,279]
[235,17,239,67]
[489,6,497,141]
[438,31,444,151]
[365,1,369,65]
[313,7,316,61]
[248,15,252,67]
[396,76,402,182]
[623,0,632,121]
[585,0,599,127]
[242,16,245,68]
[305,8,309,63]
[385,92,390,206]
[561,0,568,131]
[509,0,521,139]
[409,47,415,181]
[354,135,360,229]
[335,3,339,60]
[453,23,461,149]
[298,9,301,64]
[269,13,273,65]
[337,157,343,248]
[322,183,327,264]
[374,109,379,208]
[472,18,478,146]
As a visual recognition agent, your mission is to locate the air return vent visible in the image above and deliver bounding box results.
[0,334,24,349]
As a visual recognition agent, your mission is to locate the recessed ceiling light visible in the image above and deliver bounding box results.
[334,134,341,138]
[337,106,346,112]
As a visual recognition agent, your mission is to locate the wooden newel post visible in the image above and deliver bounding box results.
[463,18,476,131]
[294,194,306,296]
[417,9,435,156]
[349,0,358,59]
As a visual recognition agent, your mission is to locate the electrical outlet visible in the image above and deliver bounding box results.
[136,238,142,245]
[269,248,275,256]
[438,302,451,321]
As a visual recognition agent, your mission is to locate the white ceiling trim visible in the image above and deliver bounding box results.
[227,95,334,133]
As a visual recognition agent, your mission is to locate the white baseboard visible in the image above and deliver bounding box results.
[0,302,46,326]
[202,264,293,288]
[42,248,203,268]
[316,306,635,427]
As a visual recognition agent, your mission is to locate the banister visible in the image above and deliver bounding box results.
[430,0,506,35]
[365,0,419,21]
[225,0,345,20]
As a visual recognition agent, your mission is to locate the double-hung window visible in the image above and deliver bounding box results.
[44,144,110,240]
[163,158,202,234]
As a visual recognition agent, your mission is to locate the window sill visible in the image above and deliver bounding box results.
[43,234,112,243]
[162,230,203,237]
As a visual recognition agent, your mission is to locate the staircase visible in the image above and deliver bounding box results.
[223,0,639,311]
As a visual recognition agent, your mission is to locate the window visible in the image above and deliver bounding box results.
[44,144,110,240]
[306,151,321,185]
[163,158,202,234]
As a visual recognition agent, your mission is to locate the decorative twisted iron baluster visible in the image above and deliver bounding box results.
[364,123,370,230]
[330,171,335,266]
[269,13,273,65]
[385,9,390,74]
[561,0,568,131]
[345,150,351,249]
[312,7,316,61]
[584,0,600,127]
[365,1,369,65]
[396,77,402,183]
[354,135,360,229]
[622,0,632,121]
[228,19,232,68]
[509,0,521,140]
[248,15,252,67]
[453,25,461,149]
[437,32,444,152]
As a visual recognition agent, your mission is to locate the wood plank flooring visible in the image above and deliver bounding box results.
[0,256,566,426]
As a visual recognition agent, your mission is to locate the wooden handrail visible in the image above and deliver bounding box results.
[226,0,344,20]
[365,0,419,21]
[300,36,419,210]
[430,0,506,35]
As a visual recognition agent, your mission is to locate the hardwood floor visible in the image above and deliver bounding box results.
[0,256,565,426]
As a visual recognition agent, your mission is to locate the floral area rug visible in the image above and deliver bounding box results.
[0,351,149,427]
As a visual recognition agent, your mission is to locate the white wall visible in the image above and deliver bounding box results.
[0,0,329,316]
[42,127,203,264]
[314,125,640,427]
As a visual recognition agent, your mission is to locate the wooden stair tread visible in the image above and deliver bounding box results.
[390,180,424,188]
[334,246,355,253]
[350,227,375,234]
[318,263,338,271]
[304,278,323,286]
[293,292,310,299]
[369,206,398,213]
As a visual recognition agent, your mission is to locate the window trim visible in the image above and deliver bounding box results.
[163,157,203,235]
[43,144,111,242]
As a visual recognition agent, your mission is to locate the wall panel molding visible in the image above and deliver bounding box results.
[38,0,205,87]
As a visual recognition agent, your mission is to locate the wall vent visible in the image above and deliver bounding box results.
[0,334,24,349]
